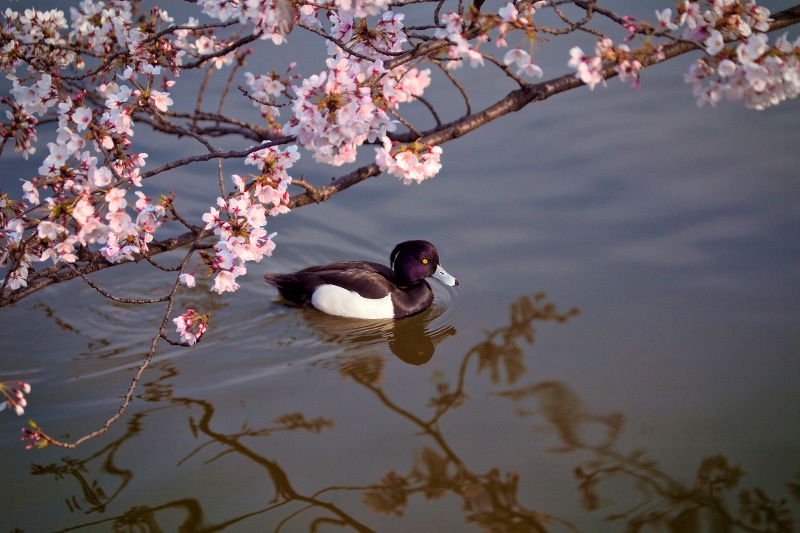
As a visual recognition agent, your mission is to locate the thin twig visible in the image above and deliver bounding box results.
[35,244,201,448]
[68,264,172,303]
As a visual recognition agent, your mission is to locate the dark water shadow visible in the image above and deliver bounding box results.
[21,293,800,533]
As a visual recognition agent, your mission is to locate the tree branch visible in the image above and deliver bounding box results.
[2,5,798,309]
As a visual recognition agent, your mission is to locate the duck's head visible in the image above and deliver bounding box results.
[389,240,459,288]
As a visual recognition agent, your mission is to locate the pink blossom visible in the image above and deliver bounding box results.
[212,270,240,294]
[51,235,79,263]
[105,188,127,212]
[77,217,108,246]
[72,196,95,225]
[89,166,112,188]
[376,139,443,184]
[737,34,768,65]
[718,59,738,77]
[173,309,209,345]
[0,380,31,416]
[150,90,173,112]
[37,220,63,241]
[72,106,92,131]
[21,180,40,204]
[568,47,604,90]
[202,206,221,230]
[504,49,543,78]
[655,8,677,31]
[498,3,519,22]
[6,262,29,290]
[705,30,725,55]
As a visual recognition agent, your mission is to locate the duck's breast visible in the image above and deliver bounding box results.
[311,285,395,319]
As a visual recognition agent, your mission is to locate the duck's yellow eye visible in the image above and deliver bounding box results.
[422,258,428,264]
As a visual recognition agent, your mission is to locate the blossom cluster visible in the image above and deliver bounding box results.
[197,145,295,295]
[434,2,546,75]
[283,11,432,167]
[376,139,442,184]
[173,308,210,345]
[283,56,395,165]
[0,379,31,416]
[198,1,552,182]
[677,1,800,109]
[244,69,290,124]
[198,0,298,45]
[1,78,170,289]
[0,4,185,293]
[21,421,45,449]
[564,1,799,109]
[567,38,644,91]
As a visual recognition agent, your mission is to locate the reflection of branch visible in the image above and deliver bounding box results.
[30,411,147,515]
[32,358,373,531]
[496,381,797,532]
[173,397,375,533]
[24,290,797,531]
[342,292,581,531]
[454,292,579,401]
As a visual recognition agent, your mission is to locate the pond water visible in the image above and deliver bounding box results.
[1,3,800,532]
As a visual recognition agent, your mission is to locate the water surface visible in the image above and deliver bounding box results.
[1,2,799,532]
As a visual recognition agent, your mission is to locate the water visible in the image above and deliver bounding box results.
[2,2,800,532]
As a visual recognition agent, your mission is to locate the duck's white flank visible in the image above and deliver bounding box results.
[311,284,395,319]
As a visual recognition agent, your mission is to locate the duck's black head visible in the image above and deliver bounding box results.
[389,240,458,288]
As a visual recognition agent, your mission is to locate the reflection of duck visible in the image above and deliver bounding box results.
[387,310,456,365]
[264,240,458,319]
[299,307,457,365]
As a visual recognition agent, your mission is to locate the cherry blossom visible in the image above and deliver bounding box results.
[21,422,45,449]
[672,1,800,109]
[0,380,31,416]
[244,70,287,120]
[435,12,487,70]
[568,47,604,90]
[656,9,678,31]
[173,309,209,345]
[149,90,174,112]
[179,272,196,287]
[195,144,292,294]
[105,188,128,212]
[284,56,395,165]
[705,30,725,55]
[198,0,296,45]
[375,139,443,184]
[504,49,543,78]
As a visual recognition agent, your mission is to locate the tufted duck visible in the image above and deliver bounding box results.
[264,240,458,319]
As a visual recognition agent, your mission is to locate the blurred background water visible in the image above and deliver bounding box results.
[1,1,799,531]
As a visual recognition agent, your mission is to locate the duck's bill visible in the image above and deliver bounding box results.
[432,265,459,287]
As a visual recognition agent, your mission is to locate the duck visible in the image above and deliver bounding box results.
[264,240,459,319]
